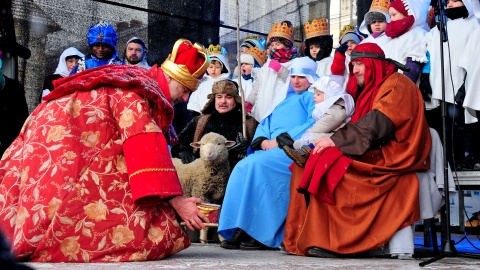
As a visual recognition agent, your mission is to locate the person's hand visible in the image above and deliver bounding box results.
[268,59,282,72]
[312,137,335,155]
[229,132,249,154]
[427,7,436,30]
[276,132,294,148]
[335,42,349,55]
[178,151,196,164]
[245,102,253,113]
[169,196,209,231]
[261,139,278,150]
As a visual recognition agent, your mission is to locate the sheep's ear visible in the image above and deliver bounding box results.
[225,141,236,148]
[190,142,201,148]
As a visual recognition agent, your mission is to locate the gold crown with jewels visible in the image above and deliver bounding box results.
[369,0,390,13]
[206,44,224,56]
[246,46,268,67]
[269,21,294,43]
[304,18,330,39]
[339,23,357,39]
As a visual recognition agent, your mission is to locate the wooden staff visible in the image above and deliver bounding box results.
[236,0,247,138]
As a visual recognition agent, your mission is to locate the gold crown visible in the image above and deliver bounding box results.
[206,44,224,56]
[369,0,390,14]
[246,46,268,67]
[339,23,357,39]
[269,21,294,43]
[304,18,329,39]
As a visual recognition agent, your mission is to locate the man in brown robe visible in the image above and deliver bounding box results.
[283,43,431,257]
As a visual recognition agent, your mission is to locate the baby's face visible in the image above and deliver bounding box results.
[313,89,325,104]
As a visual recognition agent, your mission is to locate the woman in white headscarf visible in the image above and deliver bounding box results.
[218,57,317,251]
[40,47,84,102]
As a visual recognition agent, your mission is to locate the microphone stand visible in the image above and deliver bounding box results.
[420,0,480,266]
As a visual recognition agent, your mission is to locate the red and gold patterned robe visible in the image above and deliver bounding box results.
[0,65,189,262]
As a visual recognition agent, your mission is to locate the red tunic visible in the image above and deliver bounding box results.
[0,65,189,262]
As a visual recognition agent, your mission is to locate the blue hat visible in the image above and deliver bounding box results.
[87,21,117,48]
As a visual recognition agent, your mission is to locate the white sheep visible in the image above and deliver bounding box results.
[172,132,235,204]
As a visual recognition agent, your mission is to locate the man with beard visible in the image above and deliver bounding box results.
[123,37,150,68]
[171,80,258,171]
[283,43,432,259]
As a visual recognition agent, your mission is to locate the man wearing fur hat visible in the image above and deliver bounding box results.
[171,80,258,170]
[0,38,211,262]
[72,21,123,74]
[123,36,150,68]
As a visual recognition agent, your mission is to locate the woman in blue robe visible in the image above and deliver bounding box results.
[218,57,317,249]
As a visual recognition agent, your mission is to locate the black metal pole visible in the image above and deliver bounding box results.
[420,0,457,265]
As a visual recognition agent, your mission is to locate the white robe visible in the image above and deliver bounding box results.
[458,27,480,123]
[360,33,391,52]
[315,56,333,78]
[424,16,480,121]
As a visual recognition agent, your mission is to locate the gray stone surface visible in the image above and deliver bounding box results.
[25,243,480,270]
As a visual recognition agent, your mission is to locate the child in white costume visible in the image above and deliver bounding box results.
[283,75,355,167]
[234,46,267,100]
[246,21,297,122]
[425,0,480,123]
[187,44,231,116]
[383,0,430,84]
[359,0,392,51]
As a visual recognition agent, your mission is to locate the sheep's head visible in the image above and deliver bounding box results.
[190,132,235,162]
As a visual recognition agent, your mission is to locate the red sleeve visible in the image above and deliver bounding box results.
[330,52,346,76]
[123,132,183,205]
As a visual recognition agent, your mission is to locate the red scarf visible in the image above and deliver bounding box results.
[269,47,298,63]
[346,43,397,123]
[385,15,415,38]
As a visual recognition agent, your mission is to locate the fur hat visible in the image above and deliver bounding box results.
[201,80,242,114]
[161,38,209,91]
[87,21,117,48]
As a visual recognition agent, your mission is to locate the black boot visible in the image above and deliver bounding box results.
[220,228,247,249]
[240,237,279,250]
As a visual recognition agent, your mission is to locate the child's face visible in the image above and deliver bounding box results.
[241,63,253,75]
[240,47,249,54]
[389,7,406,22]
[207,61,223,78]
[346,40,358,56]
[370,21,387,34]
[446,0,464,8]
[313,89,325,104]
[309,44,320,59]
[271,41,287,51]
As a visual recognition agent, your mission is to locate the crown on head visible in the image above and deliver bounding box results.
[206,44,225,56]
[339,23,357,39]
[246,46,268,67]
[269,21,294,43]
[369,0,390,13]
[304,18,329,39]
